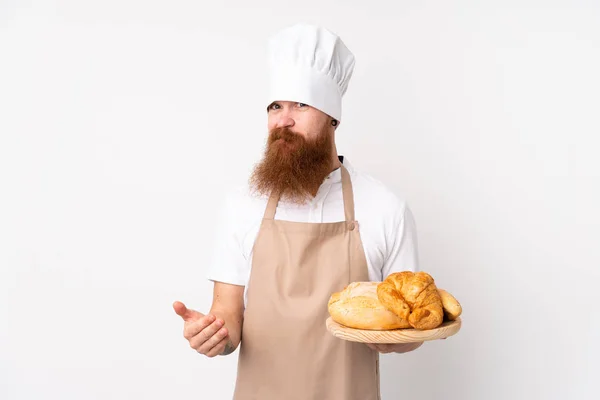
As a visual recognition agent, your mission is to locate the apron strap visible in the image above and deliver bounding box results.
[341,165,355,222]
[263,164,355,222]
[264,190,280,220]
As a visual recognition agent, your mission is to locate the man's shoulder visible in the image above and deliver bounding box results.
[351,168,410,216]
[220,183,269,220]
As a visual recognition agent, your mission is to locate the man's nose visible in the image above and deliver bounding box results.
[275,114,295,129]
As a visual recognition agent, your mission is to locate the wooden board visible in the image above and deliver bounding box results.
[326,317,462,344]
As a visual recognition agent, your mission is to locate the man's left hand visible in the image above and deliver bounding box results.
[366,342,424,354]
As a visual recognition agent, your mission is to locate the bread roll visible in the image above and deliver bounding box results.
[437,288,462,320]
[328,282,411,330]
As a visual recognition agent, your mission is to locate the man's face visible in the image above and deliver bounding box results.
[267,101,331,140]
[249,101,336,204]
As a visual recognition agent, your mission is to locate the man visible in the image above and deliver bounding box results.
[173,24,422,399]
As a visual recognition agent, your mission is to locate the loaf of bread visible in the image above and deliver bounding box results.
[328,271,462,331]
[327,282,411,330]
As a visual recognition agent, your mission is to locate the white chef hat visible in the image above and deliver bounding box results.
[266,23,355,122]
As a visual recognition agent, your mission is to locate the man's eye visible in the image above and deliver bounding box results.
[269,103,281,110]
[297,103,307,107]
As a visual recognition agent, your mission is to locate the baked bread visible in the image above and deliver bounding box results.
[377,271,444,330]
[438,288,462,321]
[328,272,462,331]
[327,282,411,330]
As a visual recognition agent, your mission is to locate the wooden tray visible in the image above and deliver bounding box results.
[326,317,462,344]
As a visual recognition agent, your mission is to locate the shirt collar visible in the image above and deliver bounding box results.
[325,155,354,184]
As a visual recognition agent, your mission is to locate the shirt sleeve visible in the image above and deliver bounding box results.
[205,190,249,286]
[381,200,420,278]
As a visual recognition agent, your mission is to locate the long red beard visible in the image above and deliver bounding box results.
[249,126,334,204]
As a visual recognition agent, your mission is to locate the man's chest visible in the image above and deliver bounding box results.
[239,198,387,280]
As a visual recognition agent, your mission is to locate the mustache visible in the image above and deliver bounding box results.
[269,127,305,143]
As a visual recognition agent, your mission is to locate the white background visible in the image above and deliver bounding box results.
[1,1,599,399]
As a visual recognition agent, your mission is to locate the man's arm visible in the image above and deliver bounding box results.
[208,281,245,355]
[368,199,423,354]
[381,200,419,277]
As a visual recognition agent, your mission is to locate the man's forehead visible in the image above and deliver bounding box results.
[269,100,309,106]
[267,101,319,112]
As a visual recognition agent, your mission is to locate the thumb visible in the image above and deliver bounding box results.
[173,301,204,322]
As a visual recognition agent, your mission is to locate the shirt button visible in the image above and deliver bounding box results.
[349,222,355,231]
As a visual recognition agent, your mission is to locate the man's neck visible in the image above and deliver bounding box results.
[330,152,342,173]
[305,155,342,199]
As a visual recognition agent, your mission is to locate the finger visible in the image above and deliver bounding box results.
[371,344,386,353]
[197,326,229,355]
[189,319,224,349]
[396,342,423,353]
[173,301,187,317]
[378,344,393,354]
[173,301,205,322]
[184,314,216,340]
[204,334,230,358]
[366,343,377,351]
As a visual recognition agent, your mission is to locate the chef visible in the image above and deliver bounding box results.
[174,23,423,399]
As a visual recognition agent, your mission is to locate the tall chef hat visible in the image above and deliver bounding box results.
[266,23,356,123]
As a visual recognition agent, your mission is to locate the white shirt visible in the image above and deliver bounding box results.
[206,157,420,306]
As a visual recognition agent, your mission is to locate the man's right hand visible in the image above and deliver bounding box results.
[173,301,231,358]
